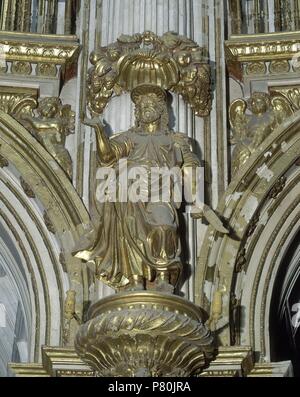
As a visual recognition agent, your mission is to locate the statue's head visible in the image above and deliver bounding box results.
[131,85,169,130]
[38,97,61,118]
[248,92,270,116]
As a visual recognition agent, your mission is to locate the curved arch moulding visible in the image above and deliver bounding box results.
[0,111,91,361]
[196,110,300,359]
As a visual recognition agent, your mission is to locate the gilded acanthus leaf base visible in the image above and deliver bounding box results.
[75,291,214,377]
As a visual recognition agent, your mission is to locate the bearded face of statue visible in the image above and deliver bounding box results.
[136,95,163,125]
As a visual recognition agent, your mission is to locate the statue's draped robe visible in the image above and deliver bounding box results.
[76,129,199,289]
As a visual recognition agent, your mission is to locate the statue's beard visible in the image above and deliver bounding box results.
[139,109,161,124]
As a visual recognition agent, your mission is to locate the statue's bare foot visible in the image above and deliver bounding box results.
[154,279,174,294]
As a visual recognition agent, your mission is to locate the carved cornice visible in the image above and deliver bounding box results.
[0,31,80,64]
[199,346,254,377]
[0,31,80,79]
[225,31,300,80]
[9,345,289,377]
[248,361,293,377]
[8,364,50,377]
[225,31,300,63]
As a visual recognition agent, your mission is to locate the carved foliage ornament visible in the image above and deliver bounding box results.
[75,292,214,377]
[0,155,8,168]
[20,176,35,198]
[0,86,38,118]
[11,61,32,75]
[269,86,300,111]
[87,31,211,117]
[269,60,290,74]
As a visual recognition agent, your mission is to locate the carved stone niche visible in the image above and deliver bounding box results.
[75,291,215,377]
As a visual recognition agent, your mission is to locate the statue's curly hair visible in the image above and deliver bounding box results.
[38,97,61,117]
[247,92,271,112]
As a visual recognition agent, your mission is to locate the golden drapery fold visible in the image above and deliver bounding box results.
[75,129,200,290]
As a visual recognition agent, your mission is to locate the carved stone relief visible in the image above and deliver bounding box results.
[20,97,75,179]
[229,91,294,174]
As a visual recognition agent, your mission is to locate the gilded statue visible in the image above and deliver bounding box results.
[75,84,227,293]
[21,97,75,179]
[229,92,293,174]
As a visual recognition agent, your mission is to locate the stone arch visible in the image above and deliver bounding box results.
[196,111,300,362]
[0,111,91,365]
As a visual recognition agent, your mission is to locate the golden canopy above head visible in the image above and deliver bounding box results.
[87,31,212,117]
[117,46,179,91]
